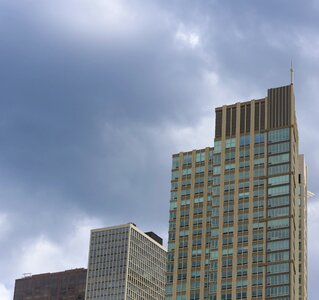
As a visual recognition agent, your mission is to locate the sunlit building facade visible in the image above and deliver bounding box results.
[85,223,167,300]
[166,84,308,300]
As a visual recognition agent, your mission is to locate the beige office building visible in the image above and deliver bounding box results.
[166,83,308,300]
[85,223,167,300]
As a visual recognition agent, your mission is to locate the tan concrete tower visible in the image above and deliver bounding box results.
[166,84,308,300]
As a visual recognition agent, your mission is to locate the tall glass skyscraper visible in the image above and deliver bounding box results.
[166,84,308,300]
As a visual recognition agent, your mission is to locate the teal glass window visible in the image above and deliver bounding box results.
[226,138,236,148]
[254,133,265,144]
[225,151,236,161]
[267,251,289,262]
[268,128,290,143]
[266,274,289,285]
[240,135,250,146]
[172,156,179,169]
[182,168,192,176]
[254,145,265,155]
[183,154,192,164]
[195,166,204,173]
[268,195,290,208]
[267,218,289,229]
[266,285,289,297]
[267,228,289,240]
[196,151,205,162]
[213,153,221,164]
[268,175,290,186]
[267,240,289,251]
[268,153,289,165]
[268,206,289,218]
[268,164,289,176]
[268,141,290,154]
[268,185,289,197]
[225,163,235,171]
[266,263,289,274]
[213,166,221,174]
[214,141,221,153]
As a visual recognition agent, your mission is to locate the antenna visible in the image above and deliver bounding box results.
[290,60,294,85]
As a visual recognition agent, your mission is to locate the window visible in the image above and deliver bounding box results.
[267,274,289,285]
[268,206,289,218]
[267,251,289,262]
[267,218,289,229]
[196,151,205,162]
[267,263,289,274]
[268,153,289,165]
[266,285,289,297]
[226,138,236,148]
[268,175,289,186]
[254,133,265,144]
[267,228,289,241]
[267,240,289,251]
[240,135,250,146]
[268,164,289,176]
[268,195,290,208]
[268,128,290,143]
[183,154,192,164]
[268,185,289,197]
[268,141,290,154]
[214,141,221,153]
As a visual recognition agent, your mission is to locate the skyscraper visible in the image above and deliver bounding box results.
[166,83,308,300]
[85,223,167,300]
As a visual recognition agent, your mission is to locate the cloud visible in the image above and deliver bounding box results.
[0,213,10,241]
[175,25,200,49]
[0,283,11,300]
[0,0,319,298]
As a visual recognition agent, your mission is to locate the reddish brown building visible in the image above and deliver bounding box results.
[13,268,87,300]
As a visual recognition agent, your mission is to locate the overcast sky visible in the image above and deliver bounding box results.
[1,0,319,299]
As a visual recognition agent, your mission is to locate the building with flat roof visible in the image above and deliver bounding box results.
[166,83,309,300]
[85,223,167,300]
[13,268,87,300]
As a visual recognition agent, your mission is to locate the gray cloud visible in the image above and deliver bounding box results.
[0,0,319,298]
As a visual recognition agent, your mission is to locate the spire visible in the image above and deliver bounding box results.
[290,60,294,85]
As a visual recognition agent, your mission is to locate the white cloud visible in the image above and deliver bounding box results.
[0,283,11,300]
[0,213,10,241]
[175,25,200,49]
[23,0,139,41]
[16,215,104,277]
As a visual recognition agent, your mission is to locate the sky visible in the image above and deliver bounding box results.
[0,0,319,298]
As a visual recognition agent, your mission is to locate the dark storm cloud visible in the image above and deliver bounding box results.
[1,0,319,298]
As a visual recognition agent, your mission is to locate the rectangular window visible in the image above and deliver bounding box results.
[267,228,289,241]
[268,153,289,165]
[268,185,289,197]
[268,128,290,143]
[266,285,289,297]
[268,206,290,218]
[268,175,290,186]
[214,141,221,153]
[266,263,289,274]
[266,274,289,285]
[268,141,290,155]
[226,138,236,148]
[267,251,289,262]
[268,164,289,176]
[254,133,265,144]
[267,239,290,251]
[268,195,290,208]
[267,218,289,229]
[240,135,250,146]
